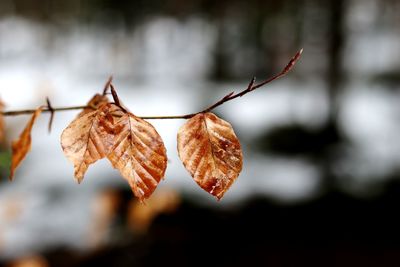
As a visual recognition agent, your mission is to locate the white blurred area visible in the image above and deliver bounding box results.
[0,0,400,257]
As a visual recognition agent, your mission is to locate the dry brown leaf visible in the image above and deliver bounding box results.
[61,103,117,183]
[0,98,5,143]
[177,112,243,200]
[79,93,109,116]
[10,107,43,181]
[107,111,168,202]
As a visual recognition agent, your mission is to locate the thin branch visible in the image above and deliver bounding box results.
[0,49,303,120]
[140,48,303,119]
[110,83,128,113]
[102,76,113,96]
[200,48,303,113]
[46,97,55,133]
[1,105,90,116]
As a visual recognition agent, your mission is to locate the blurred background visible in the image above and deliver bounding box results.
[1,0,400,266]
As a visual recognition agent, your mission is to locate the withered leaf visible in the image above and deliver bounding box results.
[0,98,5,143]
[79,94,109,116]
[107,111,168,202]
[61,103,116,183]
[10,107,43,180]
[177,112,243,200]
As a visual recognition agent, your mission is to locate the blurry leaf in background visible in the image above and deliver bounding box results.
[0,195,23,223]
[87,189,122,249]
[0,195,24,253]
[177,113,243,200]
[10,107,43,181]
[6,255,48,267]
[127,188,180,234]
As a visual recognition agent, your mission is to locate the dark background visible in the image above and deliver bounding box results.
[1,0,400,266]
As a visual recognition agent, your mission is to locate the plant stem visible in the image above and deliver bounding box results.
[0,49,302,120]
[1,106,90,116]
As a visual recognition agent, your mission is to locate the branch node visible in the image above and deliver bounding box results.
[110,83,127,113]
[222,91,235,100]
[46,97,55,133]
[282,48,303,75]
[102,76,113,96]
[247,76,256,92]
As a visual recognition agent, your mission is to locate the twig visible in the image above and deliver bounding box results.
[1,105,90,116]
[140,48,303,119]
[200,48,303,113]
[46,97,55,133]
[110,83,128,113]
[0,49,303,120]
[102,76,113,96]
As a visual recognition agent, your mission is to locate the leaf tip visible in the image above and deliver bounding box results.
[138,198,147,205]
[215,195,223,201]
[74,175,84,184]
[212,186,227,201]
